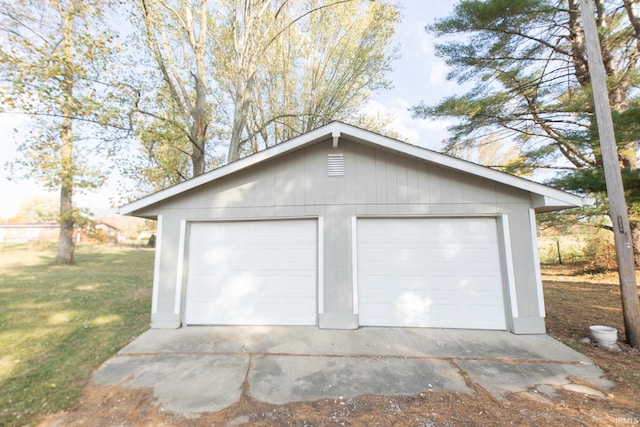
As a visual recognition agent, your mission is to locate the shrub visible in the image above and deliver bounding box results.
[581,232,617,273]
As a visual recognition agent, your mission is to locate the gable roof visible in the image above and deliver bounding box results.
[119,121,584,216]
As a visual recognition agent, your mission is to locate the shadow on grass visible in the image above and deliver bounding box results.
[0,245,154,426]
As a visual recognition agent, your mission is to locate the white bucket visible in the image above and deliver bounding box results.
[589,325,618,345]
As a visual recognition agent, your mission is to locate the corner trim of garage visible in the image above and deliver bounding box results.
[318,216,324,314]
[151,215,163,314]
[500,214,519,318]
[351,216,359,315]
[174,220,187,315]
[529,208,546,318]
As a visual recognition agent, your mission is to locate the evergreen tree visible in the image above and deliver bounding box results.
[412,0,640,264]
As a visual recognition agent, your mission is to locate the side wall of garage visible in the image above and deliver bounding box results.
[140,136,545,333]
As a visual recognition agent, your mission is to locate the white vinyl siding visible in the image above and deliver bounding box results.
[185,219,317,325]
[357,217,506,330]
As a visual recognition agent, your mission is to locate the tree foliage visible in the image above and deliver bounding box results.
[128,0,400,190]
[446,135,532,176]
[412,0,640,172]
[15,196,59,222]
[0,0,134,264]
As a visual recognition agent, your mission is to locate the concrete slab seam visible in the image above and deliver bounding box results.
[92,354,159,387]
[448,359,482,391]
[239,354,253,400]
[115,357,155,387]
[112,350,594,366]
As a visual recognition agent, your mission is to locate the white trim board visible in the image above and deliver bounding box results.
[174,220,187,315]
[529,209,546,317]
[351,216,359,315]
[500,214,519,318]
[317,216,324,314]
[151,215,163,314]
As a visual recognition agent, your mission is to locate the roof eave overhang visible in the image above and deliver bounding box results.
[118,124,341,216]
[531,196,582,213]
[118,122,584,217]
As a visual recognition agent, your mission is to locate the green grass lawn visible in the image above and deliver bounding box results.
[0,243,154,426]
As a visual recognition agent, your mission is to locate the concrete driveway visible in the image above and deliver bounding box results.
[92,327,613,417]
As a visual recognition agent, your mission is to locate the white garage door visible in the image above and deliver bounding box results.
[357,217,506,329]
[185,220,317,325]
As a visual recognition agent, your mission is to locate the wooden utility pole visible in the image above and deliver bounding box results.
[579,0,640,348]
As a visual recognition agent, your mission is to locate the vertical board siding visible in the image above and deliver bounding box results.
[303,146,317,206]
[363,147,378,203]
[374,150,388,204]
[344,146,357,203]
[294,150,306,206]
[417,164,431,204]
[277,162,291,206]
[385,152,398,205]
[352,144,367,205]
[405,157,420,203]
[396,155,409,205]
[162,138,530,220]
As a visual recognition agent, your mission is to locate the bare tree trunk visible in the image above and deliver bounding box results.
[621,0,640,172]
[55,1,75,265]
[631,221,640,270]
[228,75,255,162]
[624,0,640,44]
[56,178,75,265]
[225,0,271,163]
[189,0,208,176]
[140,0,210,178]
[568,0,590,85]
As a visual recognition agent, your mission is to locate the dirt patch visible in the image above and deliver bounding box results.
[38,266,640,427]
[36,379,636,426]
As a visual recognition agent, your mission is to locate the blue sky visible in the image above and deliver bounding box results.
[0,0,458,218]
[367,1,459,147]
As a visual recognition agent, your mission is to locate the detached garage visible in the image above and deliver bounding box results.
[119,122,582,334]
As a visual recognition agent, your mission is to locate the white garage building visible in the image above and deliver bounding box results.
[119,122,582,334]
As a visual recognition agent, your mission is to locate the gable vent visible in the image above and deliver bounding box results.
[328,153,344,176]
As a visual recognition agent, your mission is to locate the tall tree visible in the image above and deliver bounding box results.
[411,0,640,259]
[215,0,399,161]
[412,0,639,171]
[0,0,133,264]
[133,0,214,180]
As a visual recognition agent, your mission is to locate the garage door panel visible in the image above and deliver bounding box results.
[191,246,315,267]
[187,302,313,326]
[192,254,315,272]
[188,274,315,298]
[185,220,317,326]
[358,218,506,330]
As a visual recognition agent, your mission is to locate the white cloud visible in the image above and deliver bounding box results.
[363,98,452,151]
[418,23,435,56]
[429,61,448,85]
